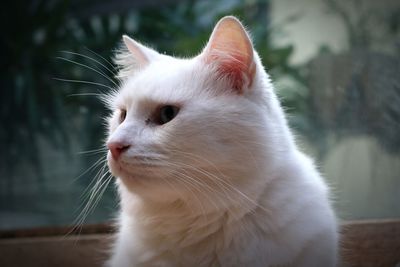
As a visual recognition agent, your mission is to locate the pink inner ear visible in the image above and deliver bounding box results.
[202,17,256,94]
[206,49,255,93]
[208,50,255,93]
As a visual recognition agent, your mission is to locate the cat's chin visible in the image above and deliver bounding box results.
[108,159,136,179]
[108,157,161,186]
[107,157,133,181]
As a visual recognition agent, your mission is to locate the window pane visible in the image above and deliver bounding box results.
[1,0,399,230]
[271,0,400,220]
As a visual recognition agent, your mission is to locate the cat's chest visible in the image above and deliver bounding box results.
[126,210,272,267]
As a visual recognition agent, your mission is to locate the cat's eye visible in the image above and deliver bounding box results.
[155,105,180,125]
[119,109,127,123]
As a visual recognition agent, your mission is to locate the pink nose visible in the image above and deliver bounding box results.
[107,142,130,160]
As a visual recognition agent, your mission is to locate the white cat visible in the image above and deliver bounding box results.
[105,16,338,267]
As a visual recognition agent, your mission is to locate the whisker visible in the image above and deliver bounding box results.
[85,174,113,221]
[173,163,240,209]
[53,77,114,91]
[72,157,107,183]
[78,159,108,202]
[81,160,109,201]
[56,56,119,88]
[74,164,108,223]
[66,160,109,237]
[84,46,116,71]
[158,159,236,215]
[61,50,116,76]
[77,148,108,155]
[171,166,243,223]
[172,171,210,218]
[165,147,269,214]
[68,93,103,97]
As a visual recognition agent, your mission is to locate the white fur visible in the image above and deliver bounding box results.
[106,17,338,267]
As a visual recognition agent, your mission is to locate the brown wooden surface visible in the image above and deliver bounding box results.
[0,223,114,239]
[340,219,400,267]
[0,234,111,267]
[0,220,399,267]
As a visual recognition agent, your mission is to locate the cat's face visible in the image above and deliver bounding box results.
[106,17,278,204]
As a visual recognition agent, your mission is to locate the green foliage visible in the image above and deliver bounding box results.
[1,0,302,182]
[1,1,72,181]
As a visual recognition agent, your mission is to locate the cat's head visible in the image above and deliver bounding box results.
[106,16,286,208]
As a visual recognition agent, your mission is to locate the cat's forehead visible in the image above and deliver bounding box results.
[116,57,207,106]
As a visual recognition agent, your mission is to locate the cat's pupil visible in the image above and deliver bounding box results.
[158,105,179,125]
[119,109,127,123]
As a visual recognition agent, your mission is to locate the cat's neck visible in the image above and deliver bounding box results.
[119,184,261,222]
[120,193,259,251]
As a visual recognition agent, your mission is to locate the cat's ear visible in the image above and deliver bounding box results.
[122,35,150,66]
[202,16,256,94]
[122,35,162,65]
[114,35,160,79]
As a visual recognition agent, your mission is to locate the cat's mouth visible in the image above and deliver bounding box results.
[108,153,166,180]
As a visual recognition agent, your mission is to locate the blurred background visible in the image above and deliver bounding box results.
[0,0,399,230]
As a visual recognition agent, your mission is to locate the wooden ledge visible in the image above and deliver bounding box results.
[0,223,114,239]
[0,220,399,267]
[340,219,400,267]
